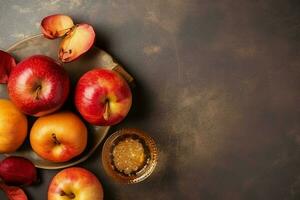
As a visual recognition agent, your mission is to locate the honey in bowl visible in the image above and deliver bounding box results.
[102,128,158,184]
[112,137,146,175]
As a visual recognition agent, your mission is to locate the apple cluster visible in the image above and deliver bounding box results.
[0,14,133,200]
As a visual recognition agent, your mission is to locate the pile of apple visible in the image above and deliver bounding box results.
[0,14,133,200]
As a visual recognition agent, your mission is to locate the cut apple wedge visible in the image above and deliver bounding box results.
[41,14,74,39]
[0,183,28,200]
[0,156,37,186]
[59,24,95,62]
[41,14,96,62]
[0,50,16,84]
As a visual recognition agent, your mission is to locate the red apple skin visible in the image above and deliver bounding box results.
[0,50,16,84]
[7,55,70,117]
[48,167,103,200]
[74,69,132,126]
[0,156,37,186]
[0,183,28,200]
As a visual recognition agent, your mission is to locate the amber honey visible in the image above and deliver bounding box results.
[102,128,158,184]
[112,137,146,175]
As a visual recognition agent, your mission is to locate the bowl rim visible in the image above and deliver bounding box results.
[101,128,158,184]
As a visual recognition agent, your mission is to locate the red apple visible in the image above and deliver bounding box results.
[74,69,132,126]
[7,55,70,117]
[48,167,103,200]
[30,111,87,163]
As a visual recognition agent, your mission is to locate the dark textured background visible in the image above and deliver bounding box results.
[1,0,300,199]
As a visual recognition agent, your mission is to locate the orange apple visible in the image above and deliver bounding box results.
[30,111,87,162]
[48,167,103,200]
[0,99,27,153]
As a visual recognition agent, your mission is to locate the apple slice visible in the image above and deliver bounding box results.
[0,156,37,186]
[0,183,28,200]
[41,14,74,39]
[59,24,95,62]
[0,50,16,84]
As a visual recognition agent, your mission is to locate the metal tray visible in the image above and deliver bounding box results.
[0,34,133,169]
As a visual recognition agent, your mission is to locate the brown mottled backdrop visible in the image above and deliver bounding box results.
[0,0,300,199]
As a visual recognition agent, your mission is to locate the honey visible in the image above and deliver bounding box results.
[112,138,145,175]
[102,128,158,184]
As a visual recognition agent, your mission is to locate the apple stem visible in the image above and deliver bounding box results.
[51,133,60,145]
[35,85,42,100]
[103,100,110,121]
[60,190,75,199]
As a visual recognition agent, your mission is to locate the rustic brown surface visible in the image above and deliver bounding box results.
[0,0,300,199]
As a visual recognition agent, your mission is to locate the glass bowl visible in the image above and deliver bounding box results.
[102,128,158,184]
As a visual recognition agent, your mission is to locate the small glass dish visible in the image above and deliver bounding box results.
[102,128,158,184]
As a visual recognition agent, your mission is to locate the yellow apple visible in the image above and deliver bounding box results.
[0,99,27,153]
[30,111,87,162]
